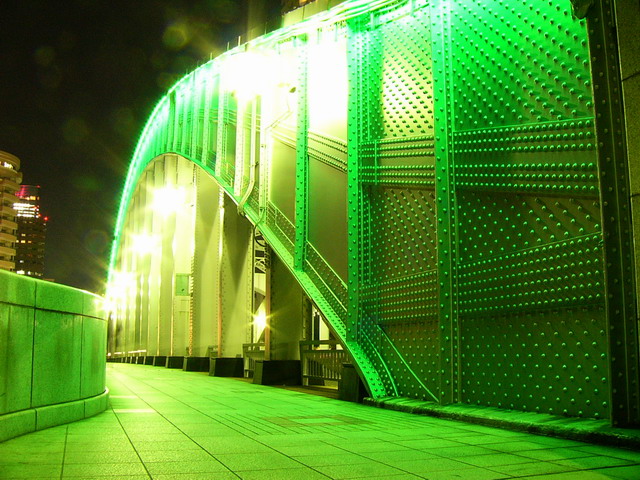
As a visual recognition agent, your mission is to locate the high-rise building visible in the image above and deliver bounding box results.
[0,151,22,272]
[14,184,47,277]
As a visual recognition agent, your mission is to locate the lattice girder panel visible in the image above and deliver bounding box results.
[366,5,435,140]
[460,307,610,419]
[458,233,604,316]
[351,0,443,401]
[455,120,598,196]
[264,202,296,259]
[451,0,594,130]
[305,243,348,332]
[380,320,441,400]
[109,0,632,414]
[266,38,301,225]
[361,270,439,325]
[364,186,437,283]
[218,93,237,189]
[447,0,607,417]
[305,25,350,283]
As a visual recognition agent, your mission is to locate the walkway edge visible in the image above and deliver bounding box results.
[363,396,640,450]
[0,388,110,443]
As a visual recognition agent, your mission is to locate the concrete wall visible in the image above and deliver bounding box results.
[0,269,108,442]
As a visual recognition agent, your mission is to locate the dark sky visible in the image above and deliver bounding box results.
[0,0,247,293]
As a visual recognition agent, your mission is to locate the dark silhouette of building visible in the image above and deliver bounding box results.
[14,185,47,277]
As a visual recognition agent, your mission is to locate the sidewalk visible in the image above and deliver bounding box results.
[1,363,639,479]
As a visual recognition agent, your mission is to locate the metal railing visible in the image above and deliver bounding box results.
[299,340,347,385]
[242,342,265,378]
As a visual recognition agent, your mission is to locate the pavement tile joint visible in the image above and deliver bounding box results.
[0,363,639,480]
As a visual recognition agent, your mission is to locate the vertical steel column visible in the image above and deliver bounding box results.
[215,91,226,179]
[121,218,132,356]
[132,193,143,354]
[142,170,155,355]
[158,155,178,356]
[587,0,640,426]
[216,189,225,357]
[233,97,246,197]
[430,0,457,404]
[190,72,198,158]
[168,92,177,153]
[191,169,220,357]
[200,70,214,169]
[346,17,366,344]
[180,86,188,154]
[148,160,165,356]
[264,244,272,361]
[294,35,309,272]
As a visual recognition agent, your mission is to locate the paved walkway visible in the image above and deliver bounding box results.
[2,364,640,479]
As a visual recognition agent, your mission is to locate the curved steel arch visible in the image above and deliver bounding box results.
[108,0,406,398]
[109,0,637,421]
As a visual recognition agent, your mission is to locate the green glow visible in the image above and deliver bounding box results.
[0,269,107,442]
[109,0,613,420]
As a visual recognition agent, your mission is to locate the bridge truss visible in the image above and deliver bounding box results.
[108,0,639,425]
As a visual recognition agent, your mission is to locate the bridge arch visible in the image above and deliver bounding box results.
[106,5,387,394]
[108,0,639,423]
[108,152,319,374]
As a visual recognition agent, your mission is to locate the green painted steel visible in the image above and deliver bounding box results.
[109,0,637,423]
[586,0,640,426]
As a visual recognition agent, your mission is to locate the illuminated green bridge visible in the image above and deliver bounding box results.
[105,0,640,429]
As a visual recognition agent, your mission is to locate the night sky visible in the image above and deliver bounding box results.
[0,0,247,293]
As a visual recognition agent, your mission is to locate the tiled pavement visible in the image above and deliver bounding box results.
[2,364,640,479]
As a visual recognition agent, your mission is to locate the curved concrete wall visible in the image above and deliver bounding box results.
[0,270,108,442]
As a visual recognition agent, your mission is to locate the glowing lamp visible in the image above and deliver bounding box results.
[253,308,268,337]
[222,50,276,102]
[131,233,159,256]
[150,186,186,215]
[105,271,135,307]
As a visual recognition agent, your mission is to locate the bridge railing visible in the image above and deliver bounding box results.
[242,342,265,378]
[299,340,348,386]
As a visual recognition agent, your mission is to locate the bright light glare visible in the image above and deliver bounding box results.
[105,271,135,311]
[308,41,348,133]
[222,51,277,102]
[253,307,267,337]
[131,233,159,256]
[151,186,186,215]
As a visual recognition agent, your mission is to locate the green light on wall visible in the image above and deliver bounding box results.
[105,0,632,423]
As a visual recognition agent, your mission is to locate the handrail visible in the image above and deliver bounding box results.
[242,342,266,377]
[299,340,348,384]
